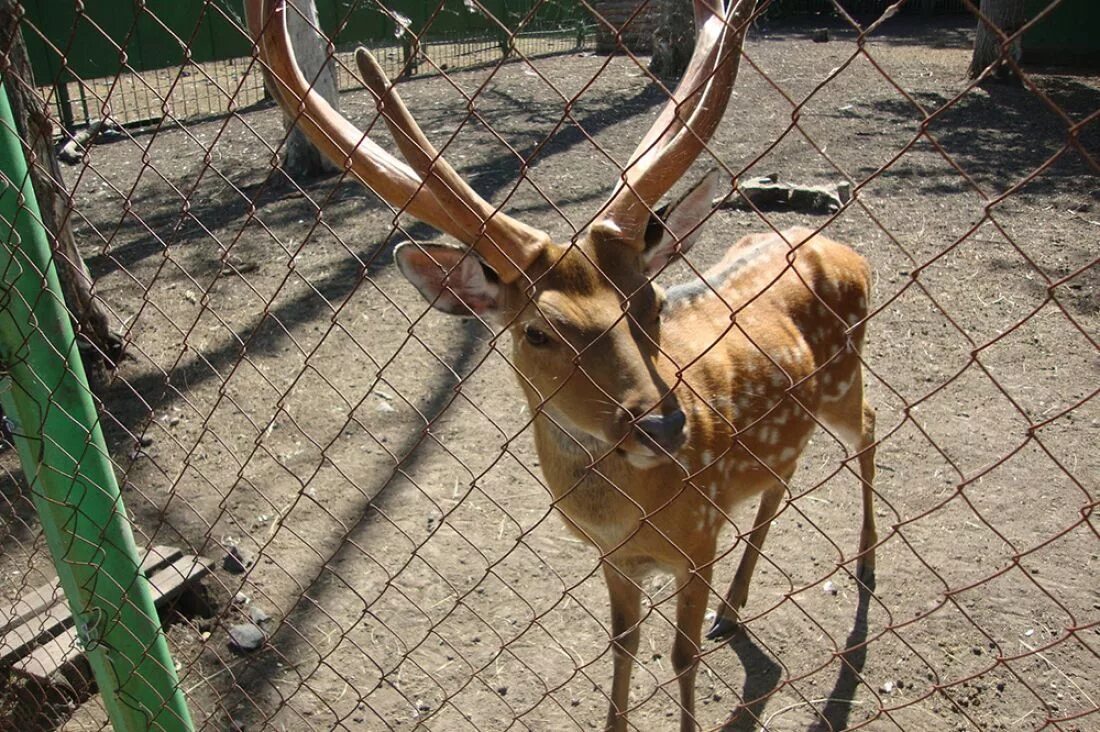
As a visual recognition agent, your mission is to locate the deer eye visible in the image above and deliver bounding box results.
[524,324,550,347]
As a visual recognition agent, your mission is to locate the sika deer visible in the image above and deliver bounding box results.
[248,1,877,729]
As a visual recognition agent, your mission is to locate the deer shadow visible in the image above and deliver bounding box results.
[721,576,875,731]
[806,579,875,732]
[720,628,783,732]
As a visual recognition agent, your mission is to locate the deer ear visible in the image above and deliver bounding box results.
[642,169,723,274]
[394,242,500,317]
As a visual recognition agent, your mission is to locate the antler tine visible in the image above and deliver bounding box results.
[246,0,466,238]
[247,0,548,282]
[354,48,550,282]
[594,0,758,246]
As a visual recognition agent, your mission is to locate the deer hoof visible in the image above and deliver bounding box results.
[706,615,740,642]
[856,559,877,592]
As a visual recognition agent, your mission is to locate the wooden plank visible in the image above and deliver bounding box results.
[1,545,183,634]
[141,545,187,575]
[145,554,215,602]
[0,581,63,635]
[0,600,73,661]
[1,545,184,661]
[10,626,81,680]
[11,554,214,681]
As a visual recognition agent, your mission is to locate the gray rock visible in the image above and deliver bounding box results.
[249,605,271,624]
[228,623,266,653]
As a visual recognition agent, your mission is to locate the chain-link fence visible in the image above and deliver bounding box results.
[1,0,1097,730]
[23,0,595,129]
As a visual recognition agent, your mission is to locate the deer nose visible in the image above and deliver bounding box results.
[635,409,687,454]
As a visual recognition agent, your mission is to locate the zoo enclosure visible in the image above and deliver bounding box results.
[22,0,596,129]
[17,0,1085,131]
[1,0,1098,731]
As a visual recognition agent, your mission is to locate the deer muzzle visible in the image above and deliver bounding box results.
[633,408,687,455]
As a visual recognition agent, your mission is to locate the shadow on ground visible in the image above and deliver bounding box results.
[718,579,875,731]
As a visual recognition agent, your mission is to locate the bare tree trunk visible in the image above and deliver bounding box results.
[0,1,123,365]
[280,0,339,178]
[650,0,694,79]
[969,0,1026,81]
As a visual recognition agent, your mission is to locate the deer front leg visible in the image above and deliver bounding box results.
[603,564,642,732]
[672,564,713,732]
[707,482,785,641]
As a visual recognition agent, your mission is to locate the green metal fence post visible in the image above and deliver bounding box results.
[0,81,194,732]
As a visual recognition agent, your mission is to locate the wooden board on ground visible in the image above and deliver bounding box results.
[0,545,182,634]
[0,546,212,684]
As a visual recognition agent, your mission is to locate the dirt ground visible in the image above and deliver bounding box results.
[2,13,1098,732]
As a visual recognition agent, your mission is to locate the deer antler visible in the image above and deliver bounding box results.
[593,0,758,246]
[246,0,549,281]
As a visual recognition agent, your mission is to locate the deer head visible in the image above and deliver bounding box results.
[246,0,758,467]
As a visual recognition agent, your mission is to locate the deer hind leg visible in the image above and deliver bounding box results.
[602,564,643,732]
[707,480,786,641]
[819,375,877,587]
[854,399,877,584]
[672,564,713,732]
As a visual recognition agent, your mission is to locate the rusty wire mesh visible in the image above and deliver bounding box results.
[1,0,1097,730]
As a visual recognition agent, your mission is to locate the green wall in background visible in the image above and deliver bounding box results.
[21,0,589,84]
[1024,0,1100,66]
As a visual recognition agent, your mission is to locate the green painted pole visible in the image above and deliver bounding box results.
[0,82,194,732]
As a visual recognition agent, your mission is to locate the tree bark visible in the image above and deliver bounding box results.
[280,0,340,178]
[969,0,1026,81]
[650,0,695,79]
[0,1,123,365]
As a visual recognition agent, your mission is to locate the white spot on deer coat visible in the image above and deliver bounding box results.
[823,370,857,401]
[778,446,799,463]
